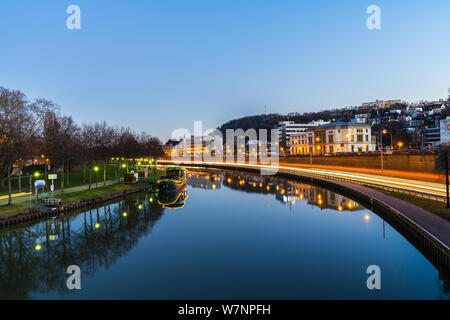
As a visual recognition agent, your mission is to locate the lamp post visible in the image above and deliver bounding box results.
[29,172,39,207]
[33,172,40,202]
[382,129,393,151]
[379,129,384,172]
[94,166,99,188]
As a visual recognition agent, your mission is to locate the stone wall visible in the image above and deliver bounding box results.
[280,154,438,173]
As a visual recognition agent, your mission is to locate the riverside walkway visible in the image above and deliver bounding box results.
[0,179,121,206]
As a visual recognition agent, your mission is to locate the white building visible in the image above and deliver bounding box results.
[290,121,376,155]
[278,120,330,153]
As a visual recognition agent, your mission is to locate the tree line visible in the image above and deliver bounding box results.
[0,86,163,205]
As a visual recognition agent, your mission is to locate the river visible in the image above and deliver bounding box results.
[0,168,448,299]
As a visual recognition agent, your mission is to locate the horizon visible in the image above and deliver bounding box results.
[1,0,450,142]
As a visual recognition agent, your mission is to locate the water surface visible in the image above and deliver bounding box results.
[0,169,448,299]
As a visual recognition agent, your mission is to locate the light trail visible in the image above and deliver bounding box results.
[161,160,447,198]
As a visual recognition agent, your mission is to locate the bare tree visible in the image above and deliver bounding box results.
[0,88,55,204]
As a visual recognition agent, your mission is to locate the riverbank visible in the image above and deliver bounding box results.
[0,204,27,220]
[0,182,153,228]
[0,168,165,223]
[58,183,146,203]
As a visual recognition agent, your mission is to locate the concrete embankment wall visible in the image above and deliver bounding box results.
[280,154,438,173]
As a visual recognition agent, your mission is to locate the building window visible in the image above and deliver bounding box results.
[357,134,363,142]
[328,135,334,143]
[329,146,334,153]
[365,135,368,142]
[351,135,355,142]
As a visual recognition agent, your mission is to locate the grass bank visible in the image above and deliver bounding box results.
[58,183,145,203]
[372,187,450,222]
[0,168,165,221]
[0,204,28,220]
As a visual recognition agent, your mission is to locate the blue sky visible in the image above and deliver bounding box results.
[1,0,449,140]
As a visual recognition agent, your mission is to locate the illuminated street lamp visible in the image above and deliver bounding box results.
[94,166,99,188]
[29,171,41,206]
[382,129,393,151]
[397,142,404,149]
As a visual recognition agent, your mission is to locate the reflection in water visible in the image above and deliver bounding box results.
[0,169,448,299]
[188,169,362,213]
[0,192,166,299]
[187,171,222,190]
[158,188,189,209]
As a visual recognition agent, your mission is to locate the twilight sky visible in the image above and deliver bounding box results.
[1,0,449,141]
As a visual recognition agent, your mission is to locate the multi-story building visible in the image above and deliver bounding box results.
[421,126,441,149]
[290,121,376,155]
[177,136,222,158]
[440,117,450,146]
[362,99,402,109]
[278,120,330,153]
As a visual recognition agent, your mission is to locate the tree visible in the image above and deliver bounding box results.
[43,112,80,193]
[0,88,55,205]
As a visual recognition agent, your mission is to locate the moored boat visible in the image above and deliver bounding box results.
[157,167,187,192]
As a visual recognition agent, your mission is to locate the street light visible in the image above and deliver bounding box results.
[379,129,385,172]
[94,166,99,188]
[398,142,404,149]
[382,129,393,151]
[29,172,40,207]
